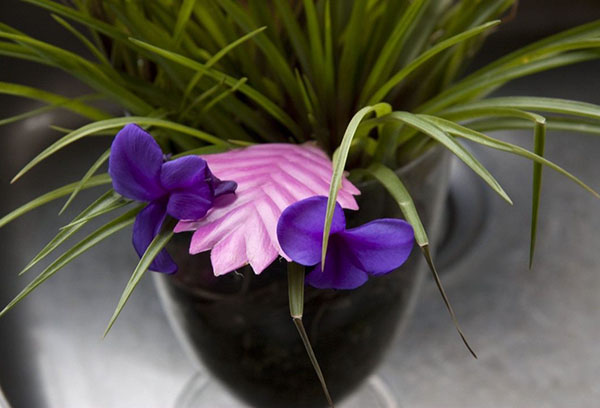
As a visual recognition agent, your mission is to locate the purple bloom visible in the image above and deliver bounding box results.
[277,196,414,289]
[108,124,236,274]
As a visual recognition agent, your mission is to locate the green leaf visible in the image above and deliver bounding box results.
[273,0,310,75]
[323,103,391,266]
[0,207,141,318]
[172,0,197,44]
[51,14,110,67]
[366,20,502,105]
[181,26,267,106]
[128,37,303,139]
[360,0,428,102]
[104,217,176,336]
[421,115,600,199]
[12,116,227,182]
[355,163,477,359]
[530,121,546,268]
[442,96,600,122]
[216,0,306,115]
[0,82,110,121]
[359,163,428,246]
[22,0,129,43]
[388,111,513,204]
[58,198,130,231]
[470,116,600,136]
[420,48,600,114]
[287,262,305,319]
[60,149,110,214]
[20,190,126,275]
[336,1,367,120]
[287,262,333,408]
[0,31,152,115]
[0,174,111,229]
[202,77,247,114]
[171,144,230,159]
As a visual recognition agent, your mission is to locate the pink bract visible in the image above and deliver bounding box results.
[175,143,360,276]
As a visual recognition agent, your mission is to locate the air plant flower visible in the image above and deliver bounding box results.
[277,196,415,289]
[108,124,237,273]
[175,143,361,276]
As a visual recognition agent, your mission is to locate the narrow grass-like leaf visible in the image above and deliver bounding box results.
[129,38,302,139]
[530,121,546,268]
[0,41,45,63]
[202,77,247,113]
[172,0,197,44]
[181,26,267,105]
[0,207,141,318]
[22,0,129,42]
[388,111,513,204]
[217,0,306,115]
[273,0,310,74]
[20,190,124,275]
[322,104,391,266]
[421,115,600,198]
[0,31,152,115]
[420,50,600,114]
[470,116,600,136]
[0,174,111,229]
[60,149,110,214]
[441,106,546,124]
[171,145,230,159]
[12,117,227,182]
[361,0,428,102]
[442,96,600,122]
[336,1,367,121]
[51,14,110,67]
[0,104,56,126]
[0,82,110,121]
[288,262,305,320]
[356,163,477,359]
[366,20,501,105]
[58,198,130,231]
[288,262,333,407]
[104,217,176,336]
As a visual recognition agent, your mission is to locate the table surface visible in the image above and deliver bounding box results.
[1,3,600,408]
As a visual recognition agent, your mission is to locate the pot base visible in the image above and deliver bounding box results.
[175,372,400,408]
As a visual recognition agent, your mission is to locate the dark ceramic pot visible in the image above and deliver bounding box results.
[154,147,450,408]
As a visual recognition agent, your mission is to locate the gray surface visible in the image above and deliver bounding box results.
[1,2,600,408]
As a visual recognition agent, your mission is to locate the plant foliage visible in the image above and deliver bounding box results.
[1,0,600,351]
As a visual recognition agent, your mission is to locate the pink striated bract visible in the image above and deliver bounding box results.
[175,143,360,276]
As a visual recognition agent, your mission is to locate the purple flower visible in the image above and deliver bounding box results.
[108,124,236,274]
[277,196,414,289]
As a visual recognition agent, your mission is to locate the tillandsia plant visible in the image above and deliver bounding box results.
[1,0,600,405]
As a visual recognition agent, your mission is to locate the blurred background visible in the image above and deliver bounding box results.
[1,1,599,407]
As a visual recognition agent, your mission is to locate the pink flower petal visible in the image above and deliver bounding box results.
[176,143,360,275]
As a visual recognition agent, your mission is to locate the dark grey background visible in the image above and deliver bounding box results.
[1,1,599,407]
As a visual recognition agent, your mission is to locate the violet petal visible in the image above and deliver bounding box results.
[132,200,177,274]
[277,196,346,266]
[160,156,209,190]
[305,235,369,290]
[341,219,414,275]
[108,124,166,202]
[166,189,213,220]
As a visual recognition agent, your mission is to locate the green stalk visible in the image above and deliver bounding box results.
[287,262,333,408]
